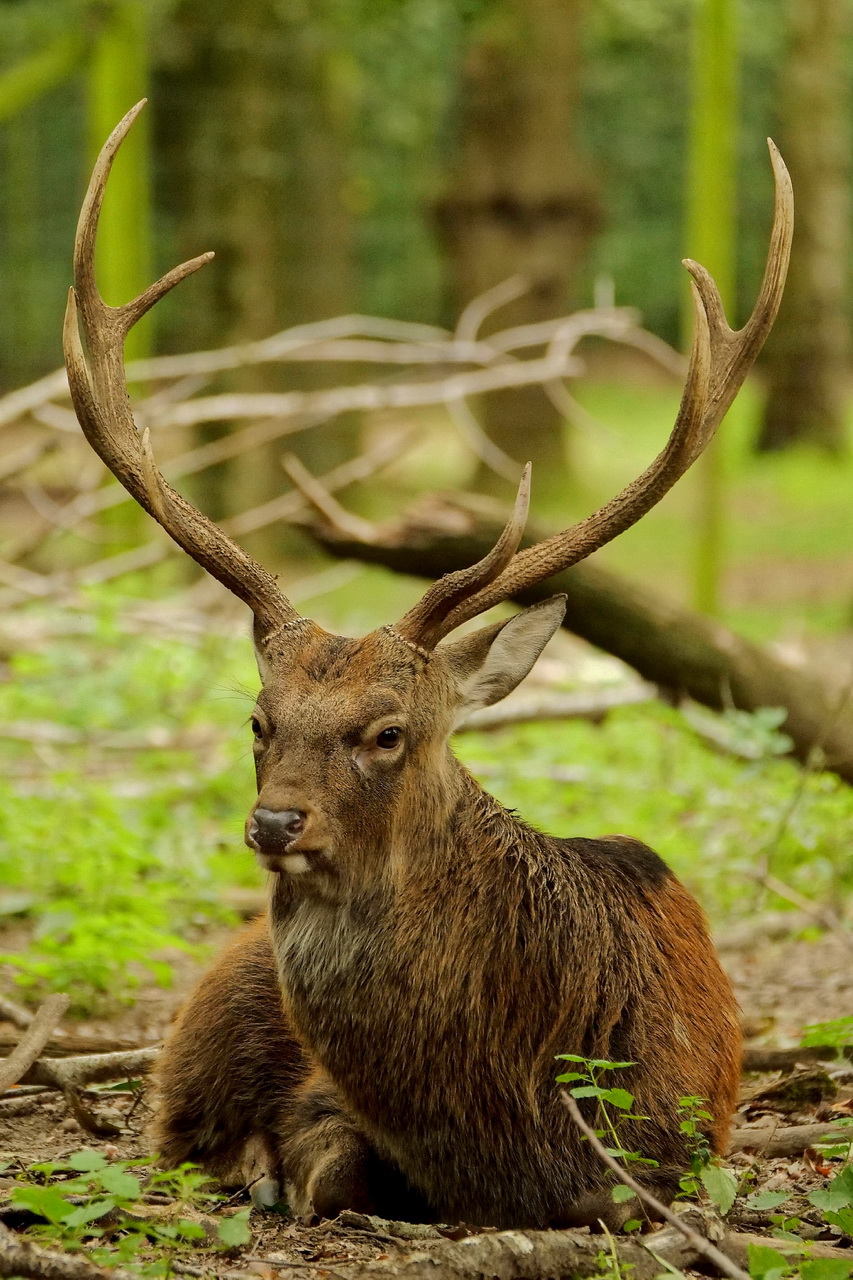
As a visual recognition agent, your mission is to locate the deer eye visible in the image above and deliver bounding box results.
[251,717,264,740]
[375,726,402,749]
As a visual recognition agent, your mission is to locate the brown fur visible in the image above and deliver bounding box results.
[153,620,741,1228]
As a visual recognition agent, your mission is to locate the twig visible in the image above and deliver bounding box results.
[282,455,378,542]
[14,1045,159,1138]
[21,1045,159,1091]
[756,872,853,955]
[0,1221,136,1280]
[0,994,34,1030]
[0,995,69,1093]
[456,686,655,733]
[561,1091,749,1280]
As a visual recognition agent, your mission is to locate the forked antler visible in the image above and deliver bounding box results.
[63,99,299,641]
[395,140,793,649]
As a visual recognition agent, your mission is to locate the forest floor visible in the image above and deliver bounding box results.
[2,918,853,1280]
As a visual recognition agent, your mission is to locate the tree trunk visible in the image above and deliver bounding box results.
[154,0,356,556]
[757,0,850,453]
[435,0,601,503]
[299,491,853,785]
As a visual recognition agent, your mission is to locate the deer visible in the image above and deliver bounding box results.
[64,101,792,1230]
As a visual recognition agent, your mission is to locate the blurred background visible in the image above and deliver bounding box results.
[0,0,852,1038]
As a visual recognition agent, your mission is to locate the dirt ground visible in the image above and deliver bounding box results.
[1,918,852,1277]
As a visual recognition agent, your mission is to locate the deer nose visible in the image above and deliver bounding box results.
[248,808,306,852]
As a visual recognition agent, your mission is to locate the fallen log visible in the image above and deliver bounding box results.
[298,491,853,784]
[743,1045,852,1072]
[283,1222,713,1280]
[0,1033,151,1059]
[0,1221,135,1280]
[729,1122,846,1158]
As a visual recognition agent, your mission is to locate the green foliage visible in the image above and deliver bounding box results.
[808,1167,853,1240]
[676,1095,713,1198]
[9,1150,251,1274]
[748,1245,853,1280]
[802,1019,853,1052]
[0,594,258,1011]
[555,1054,656,1205]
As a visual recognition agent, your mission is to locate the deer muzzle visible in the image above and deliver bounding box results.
[245,806,330,876]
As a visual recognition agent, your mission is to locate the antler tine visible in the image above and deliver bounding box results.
[395,463,532,649]
[419,140,793,644]
[64,100,300,639]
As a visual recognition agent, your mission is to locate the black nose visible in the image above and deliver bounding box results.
[249,808,306,852]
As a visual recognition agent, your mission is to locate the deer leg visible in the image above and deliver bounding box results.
[282,1069,432,1222]
[150,915,306,1187]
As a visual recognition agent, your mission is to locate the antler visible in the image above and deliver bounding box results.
[393,140,793,649]
[63,99,300,641]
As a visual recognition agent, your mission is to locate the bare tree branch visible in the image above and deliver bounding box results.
[561,1092,750,1280]
[0,995,70,1093]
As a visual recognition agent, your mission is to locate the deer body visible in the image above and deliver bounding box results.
[269,773,738,1228]
[65,104,792,1229]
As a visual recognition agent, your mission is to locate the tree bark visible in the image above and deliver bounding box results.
[154,1,356,555]
[300,491,853,784]
[757,0,850,453]
[435,0,601,501]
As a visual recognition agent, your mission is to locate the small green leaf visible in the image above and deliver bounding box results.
[10,1186,74,1227]
[67,1150,108,1173]
[217,1209,252,1248]
[809,1168,853,1213]
[569,1085,603,1099]
[800,1261,853,1280]
[98,1167,141,1199]
[611,1184,635,1203]
[747,1243,797,1280]
[63,1198,116,1228]
[746,1190,791,1211]
[700,1163,737,1215]
[175,1219,207,1240]
[623,1218,642,1233]
[599,1087,635,1110]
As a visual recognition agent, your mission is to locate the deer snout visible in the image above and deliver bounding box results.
[248,808,306,853]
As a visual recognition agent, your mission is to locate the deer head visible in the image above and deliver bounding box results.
[64,101,793,894]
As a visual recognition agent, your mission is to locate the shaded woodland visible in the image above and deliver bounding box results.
[2,3,853,1280]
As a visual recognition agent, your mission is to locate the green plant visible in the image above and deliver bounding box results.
[10,1149,251,1276]
[802,1018,853,1054]
[807,1166,853,1241]
[556,1054,655,1231]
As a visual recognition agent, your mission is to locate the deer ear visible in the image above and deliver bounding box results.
[443,595,566,721]
[253,618,273,685]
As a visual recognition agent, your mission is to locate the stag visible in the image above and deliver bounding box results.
[64,102,792,1229]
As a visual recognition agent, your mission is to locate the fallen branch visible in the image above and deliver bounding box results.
[0,994,34,1030]
[0,1045,160,1137]
[19,1046,159,1091]
[0,1221,135,1280]
[729,1122,847,1158]
[742,1045,852,1072]
[300,1222,711,1280]
[456,685,654,733]
[0,996,69,1093]
[561,1092,749,1280]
